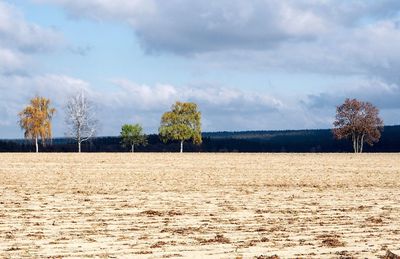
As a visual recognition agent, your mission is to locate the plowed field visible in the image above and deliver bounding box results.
[0,153,399,258]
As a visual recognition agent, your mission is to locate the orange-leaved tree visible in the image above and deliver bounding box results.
[19,96,56,153]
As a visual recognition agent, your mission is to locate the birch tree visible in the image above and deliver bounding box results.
[159,101,202,153]
[19,96,56,153]
[333,98,383,153]
[65,91,98,152]
[120,124,148,152]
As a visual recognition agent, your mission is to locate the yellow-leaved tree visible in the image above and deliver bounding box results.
[19,96,56,153]
[159,101,202,153]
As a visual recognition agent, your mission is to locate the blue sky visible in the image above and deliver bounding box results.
[1,0,400,138]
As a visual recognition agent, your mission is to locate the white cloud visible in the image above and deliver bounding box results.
[108,80,178,110]
[0,74,90,138]
[105,79,283,112]
[306,78,400,109]
[0,3,61,51]
[0,1,62,74]
[303,78,400,128]
[94,79,287,134]
[0,75,289,137]
[0,47,26,73]
[2,73,398,138]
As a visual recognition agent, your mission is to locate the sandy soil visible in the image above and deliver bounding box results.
[0,153,399,258]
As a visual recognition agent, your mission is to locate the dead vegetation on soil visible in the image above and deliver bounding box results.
[0,153,399,258]
[384,250,400,259]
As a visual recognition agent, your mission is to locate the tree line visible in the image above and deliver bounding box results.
[18,93,202,153]
[3,126,400,153]
[17,92,385,153]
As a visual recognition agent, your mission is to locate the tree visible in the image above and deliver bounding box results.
[120,124,148,152]
[65,91,98,153]
[19,96,56,153]
[159,101,202,153]
[333,98,383,153]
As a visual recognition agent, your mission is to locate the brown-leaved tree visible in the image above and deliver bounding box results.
[333,98,383,153]
[19,96,56,153]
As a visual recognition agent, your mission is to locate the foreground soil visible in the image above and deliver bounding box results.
[0,153,399,258]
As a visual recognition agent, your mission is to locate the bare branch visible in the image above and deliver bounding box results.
[65,91,98,152]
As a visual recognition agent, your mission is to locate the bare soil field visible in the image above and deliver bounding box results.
[0,153,399,258]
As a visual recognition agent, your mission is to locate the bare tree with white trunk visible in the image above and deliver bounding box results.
[65,91,98,153]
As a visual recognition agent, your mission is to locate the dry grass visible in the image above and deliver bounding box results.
[0,153,399,258]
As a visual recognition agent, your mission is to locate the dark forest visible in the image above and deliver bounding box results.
[1,125,399,153]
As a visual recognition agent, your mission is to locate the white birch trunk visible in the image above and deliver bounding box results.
[35,137,39,153]
[360,134,365,153]
[356,136,359,153]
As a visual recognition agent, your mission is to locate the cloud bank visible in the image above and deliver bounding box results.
[0,74,298,137]
[34,0,400,82]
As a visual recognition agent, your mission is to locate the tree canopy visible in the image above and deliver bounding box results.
[65,91,98,152]
[333,98,383,153]
[19,96,56,153]
[159,101,202,152]
[120,124,148,152]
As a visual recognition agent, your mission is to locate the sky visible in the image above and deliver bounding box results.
[1,0,400,138]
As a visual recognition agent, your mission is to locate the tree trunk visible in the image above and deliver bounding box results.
[353,134,363,153]
[77,127,81,153]
[131,144,134,153]
[35,137,39,153]
[360,134,365,153]
[357,136,361,153]
[180,140,183,153]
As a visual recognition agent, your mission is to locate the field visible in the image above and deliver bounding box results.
[0,153,399,258]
